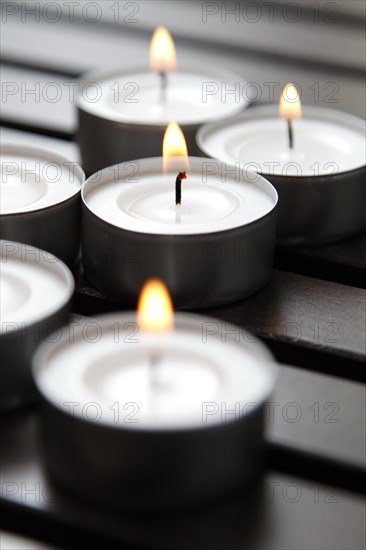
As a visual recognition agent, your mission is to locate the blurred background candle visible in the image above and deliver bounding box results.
[77,27,250,175]
[197,84,366,245]
[0,240,74,410]
[0,144,84,266]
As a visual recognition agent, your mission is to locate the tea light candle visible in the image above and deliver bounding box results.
[0,144,85,266]
[197,86,366,245]
[0,240,74,409]
[77,27,249,174]
[82,124,278,309]
[32,280,277,511]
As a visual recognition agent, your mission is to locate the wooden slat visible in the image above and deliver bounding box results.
[93,1,366,71]
[276,230,366,289]
[2,0,365,72]
[74,270,366,380]
[0,410,364,550]
[0,6,148,76]
[0,65,76,137]
[1,14,365,117]
[206,272,366,381]
[270,365,365,470]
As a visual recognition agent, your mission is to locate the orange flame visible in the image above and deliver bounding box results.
[150,27,177,74]
[279,83,302,121]
[162,122,189,173]
[137,279,174,332]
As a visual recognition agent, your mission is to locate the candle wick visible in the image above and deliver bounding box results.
[149,348,161,418]
[287,118,294,149]
[150,348,161,386]
[159,71,167,103]
[175,171,187,206]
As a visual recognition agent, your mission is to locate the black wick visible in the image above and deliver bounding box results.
[175,171,187,205]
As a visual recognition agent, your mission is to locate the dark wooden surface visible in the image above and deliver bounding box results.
[1,3,365,548]
[276,230,366,289]
[1,408,365,550]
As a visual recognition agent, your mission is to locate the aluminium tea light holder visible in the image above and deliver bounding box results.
[0,144,85,267]
[77,64,250,175]
[197,104,366,246]
[0,240,74,410]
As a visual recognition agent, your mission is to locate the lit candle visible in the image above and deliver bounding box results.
[77,27,250,174]
[81,124,277,308]
[0,240,74,409]
[150,26,177,103]
[32,280,277,511]
[197,85,366,245]
[0,144,85,266]
[279,83,302,150]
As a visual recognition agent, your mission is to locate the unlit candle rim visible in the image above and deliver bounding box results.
[0,144,84,215]
[0,240,74,332]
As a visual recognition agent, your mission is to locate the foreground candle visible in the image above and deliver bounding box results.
[32,280,277,511]
[77,27,249,174]
[0,144,85,266]
[197,88,366,245]
[0,240,74,409]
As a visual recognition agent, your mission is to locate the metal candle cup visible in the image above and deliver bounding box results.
[197,105,366,246]
[81,157,278,309]
[32,312,277,512]
[0,241,74,410]
[76,65,250,175]
[0,144,85,267]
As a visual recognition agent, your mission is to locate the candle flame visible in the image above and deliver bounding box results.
[150,27,177,74]
[163,122,189,173]
[137,279,174,332]
[279,83,302,121]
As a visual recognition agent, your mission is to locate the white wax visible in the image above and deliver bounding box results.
[34,313,276,430]
[198,105,366,176]
[83,158,277,236]
[0,241,74,331]
[0,146,83,215]
[78,68,249,125]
